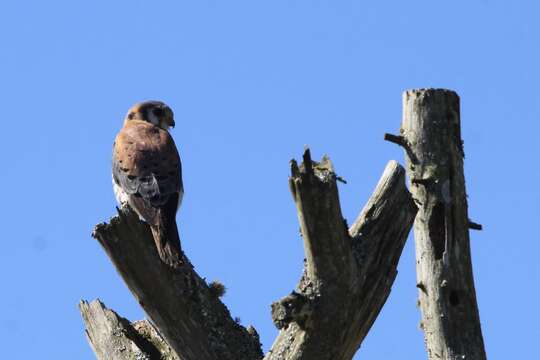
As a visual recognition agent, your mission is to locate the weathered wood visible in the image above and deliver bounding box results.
[265,154,417,360]
[396,88,487,360]
[83,151,418,360]
[90,208,263,360]
[79,299,177,360]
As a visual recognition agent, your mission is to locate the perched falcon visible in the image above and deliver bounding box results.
[112,101,183,268]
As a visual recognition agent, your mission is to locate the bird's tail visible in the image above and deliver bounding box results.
[150,208,183,270]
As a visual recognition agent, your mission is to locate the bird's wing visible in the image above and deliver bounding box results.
[112,120,182,225]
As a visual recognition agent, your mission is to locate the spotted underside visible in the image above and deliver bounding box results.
[112,119,183,225]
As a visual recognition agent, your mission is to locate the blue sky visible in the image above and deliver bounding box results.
[1,1,538,359]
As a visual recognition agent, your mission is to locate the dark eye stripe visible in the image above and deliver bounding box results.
[153,108,164,117]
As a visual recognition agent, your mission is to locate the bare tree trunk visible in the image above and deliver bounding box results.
[386,88,487,360]
[89,208,263,360]
[80,152,417,360]
[265,155,416,359]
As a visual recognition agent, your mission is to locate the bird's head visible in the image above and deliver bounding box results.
[124,101,175,130]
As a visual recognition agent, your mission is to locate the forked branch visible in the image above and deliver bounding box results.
[266,152,416,360]
[81,151,416,360]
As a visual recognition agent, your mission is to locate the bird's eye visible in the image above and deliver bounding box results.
[153,108,164,117]
[127,112,135,120]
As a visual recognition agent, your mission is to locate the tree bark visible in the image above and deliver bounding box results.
[87,207,263,360]
[79,299,178,360]
[265,154,417,360]
[80,152,417,360]
[387,88,487,360]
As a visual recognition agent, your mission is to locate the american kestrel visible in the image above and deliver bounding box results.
[112,101,183,268]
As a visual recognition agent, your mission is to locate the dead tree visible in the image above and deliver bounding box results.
[80,151,417,360]
[385,88,487,359]
[81,88,486,359]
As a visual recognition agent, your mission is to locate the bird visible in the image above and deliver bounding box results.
[112,100,183,268]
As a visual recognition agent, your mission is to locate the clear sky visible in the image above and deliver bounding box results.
[1,1,538,359]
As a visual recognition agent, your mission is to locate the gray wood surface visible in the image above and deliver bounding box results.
[264,153,417,360]
[79,299,177,360]
[81,151,417,360]
[87,208,263,360]
[393,88,487,360]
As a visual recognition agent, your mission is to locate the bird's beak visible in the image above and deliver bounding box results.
[170,119,175,128]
